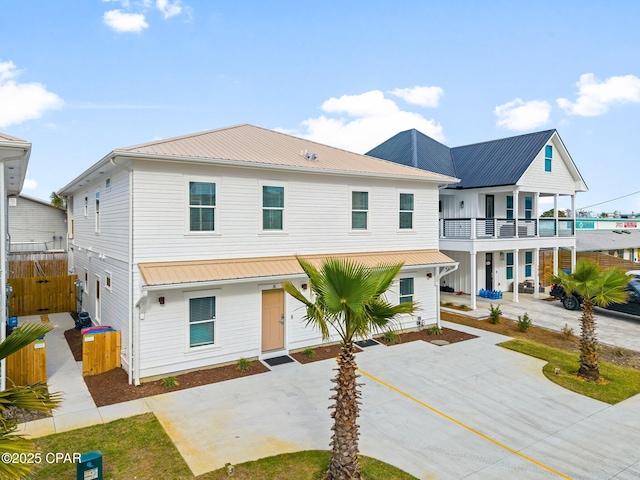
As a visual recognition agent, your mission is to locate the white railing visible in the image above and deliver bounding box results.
[440,218,574,239]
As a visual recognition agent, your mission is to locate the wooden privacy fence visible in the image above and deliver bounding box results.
[6,340,47,386]
[8,275,77,316]
[9,252,68,277]
[539,249,639,286]
[83,331,121,377]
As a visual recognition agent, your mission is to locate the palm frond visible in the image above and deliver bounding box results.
[0,323,53,361]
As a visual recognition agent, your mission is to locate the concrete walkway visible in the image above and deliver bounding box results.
[15,312,640,479]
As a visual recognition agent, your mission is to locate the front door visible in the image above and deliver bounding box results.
[262,289,284,352]
[95,276,101,323]
[485,253,493,291]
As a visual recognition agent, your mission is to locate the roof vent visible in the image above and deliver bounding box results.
[300,150,319,161]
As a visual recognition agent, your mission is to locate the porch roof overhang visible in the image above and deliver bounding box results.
[139,249,457,291]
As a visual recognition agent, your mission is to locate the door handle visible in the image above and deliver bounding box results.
[280,314,285,324]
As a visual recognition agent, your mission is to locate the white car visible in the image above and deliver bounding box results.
[628,270,640,279]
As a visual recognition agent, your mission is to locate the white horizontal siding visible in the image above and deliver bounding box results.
[519,138,577,194]
[131,161,440,263]
[8,198,67,249]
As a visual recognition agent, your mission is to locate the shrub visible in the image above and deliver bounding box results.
[383,330,400,344]
[517,313,532,332]
[561,323,574,340]
[458,304,470,311]
[489,303,502,324]
[236,357,252,372]
[302,347,316,358]
[426,325,442,336]
[160,376,179,387]
[443,302,454,307]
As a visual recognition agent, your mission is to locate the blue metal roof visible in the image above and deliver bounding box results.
[366,129,556,189]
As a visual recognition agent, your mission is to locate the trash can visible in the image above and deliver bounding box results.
[6,316,17,337]
[77,450,102,480]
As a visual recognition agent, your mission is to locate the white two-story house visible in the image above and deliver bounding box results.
[0,132,31,390]
[367,129,588,309]
[59,124,458,384]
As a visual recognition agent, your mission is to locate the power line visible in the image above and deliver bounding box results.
[578,189,640,210]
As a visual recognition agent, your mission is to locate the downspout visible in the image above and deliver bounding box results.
[110,157,137,385]
[434,264,459,328]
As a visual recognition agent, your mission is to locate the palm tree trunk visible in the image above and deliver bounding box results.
[578,299,600,381]
[327,342,361,480]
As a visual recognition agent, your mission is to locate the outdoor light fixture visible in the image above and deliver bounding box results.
[158,296,165,305]
[301,283,308,290]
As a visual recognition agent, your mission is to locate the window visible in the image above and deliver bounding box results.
[84,269,88,283]
[506,196,513,219]
[545,145,552,172]
[189,296,216,348]
[399,193,414,229]
[352,191,368,230]
[262,186,284,230]
[105,178,111,189]
[506,252,514,280]
[105,272,112,291]
[95,192,100,233]
[189,182,216,232]
[399,277,414,303]
[84,196,88,217]
[525,197,533,219]
[525,251,533,277]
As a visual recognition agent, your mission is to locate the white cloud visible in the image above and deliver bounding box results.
[22,178,37,190]
[557,73,640,116]
[103,9,149,33]
[389,85,444,108]
[0,60,63,128]
[494,98,551,131]
[156,0,182,18]
[287,89,445,153]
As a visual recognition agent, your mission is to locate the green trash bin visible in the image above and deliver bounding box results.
[77,450,102,480]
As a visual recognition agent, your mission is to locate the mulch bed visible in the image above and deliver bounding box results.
[85,361,270,407]
[376,327,478,346]
[64,328,83,361]
[290,344,363,364]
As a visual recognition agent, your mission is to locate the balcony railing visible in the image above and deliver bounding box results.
[440,218,574,240]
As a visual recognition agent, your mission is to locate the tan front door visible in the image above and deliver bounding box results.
[262,289,284,352]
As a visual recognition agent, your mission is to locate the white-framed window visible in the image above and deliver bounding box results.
[84,196,88,217]
[545,145,552,172]
[95,192,100,233]
[105,178,111,189]
[84,268,89,284]
[399,193,414,229]
[352,191,368,230]
[525,196,533,219]
[399,277,414,303]
[525,251,533,278]
[262,185,285,231]
[188,181,216,232]
[105,271,112,291]
[186,293,217,349]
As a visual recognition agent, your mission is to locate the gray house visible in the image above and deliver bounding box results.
[8,194,67,252]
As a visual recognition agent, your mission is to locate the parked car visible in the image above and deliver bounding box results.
[550,278,640,316]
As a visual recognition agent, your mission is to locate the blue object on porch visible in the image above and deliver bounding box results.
[7,317,18,328]
[479,289,486,297]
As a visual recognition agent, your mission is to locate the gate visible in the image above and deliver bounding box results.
[7,275,77,316]
[6,340,47,386]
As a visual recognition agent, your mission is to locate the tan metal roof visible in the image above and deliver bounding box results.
[0,132,27,143]
[139,249,456,287]
[117,124,458,183]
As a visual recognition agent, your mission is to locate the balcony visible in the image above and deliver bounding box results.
[440,218,575,240]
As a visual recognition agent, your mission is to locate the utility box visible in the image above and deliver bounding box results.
[77,451,102,480]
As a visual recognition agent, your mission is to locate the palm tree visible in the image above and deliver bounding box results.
[0,323,61,479]
[555,259,630,381]
[282,257,416,479]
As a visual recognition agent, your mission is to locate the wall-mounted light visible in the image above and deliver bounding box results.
[301,283,308,291]
[459,201,464,209]
[426,273,432,279]
[158,296,165,305]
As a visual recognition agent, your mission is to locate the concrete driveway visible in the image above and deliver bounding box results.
[145,321,640,479]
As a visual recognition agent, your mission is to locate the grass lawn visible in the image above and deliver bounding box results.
[500,338,640,404]
[28,413,416,480]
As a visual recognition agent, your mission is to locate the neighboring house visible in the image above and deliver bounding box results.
[575,217,640,262]
[8,194,67,252]
[59,124,458,384]
[0,132,31,390]
[367,129,588,309]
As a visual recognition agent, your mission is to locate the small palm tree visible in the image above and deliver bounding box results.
[283,257,416,479]
[0,323,61,479]
[555,259,630,381]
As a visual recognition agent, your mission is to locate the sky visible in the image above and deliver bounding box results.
[1,0,639,215]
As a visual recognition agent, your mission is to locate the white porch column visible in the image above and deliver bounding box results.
[571,194,576,236]
[513,249,520,303]
[535,193,540,237]
[554,194,559,236]
[534,247,540,299]
[435,267,441,328]
[513,190,519,237]
[470,218,476,240]
[470,252,477,310]
[553,247,559,275]
[571,246,577,273]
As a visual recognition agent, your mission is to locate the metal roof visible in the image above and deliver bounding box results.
[116,124,457,183]
[577,230,640,252]
[367,129,565,189]
[139,249,456,287]
[0,132,27,143]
